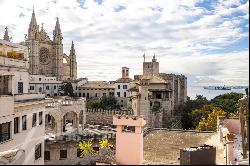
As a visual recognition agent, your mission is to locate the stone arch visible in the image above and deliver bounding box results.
[45,113,57,134]
[62,111,79,133]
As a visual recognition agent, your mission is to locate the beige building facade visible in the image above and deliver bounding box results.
[0,39,46,165]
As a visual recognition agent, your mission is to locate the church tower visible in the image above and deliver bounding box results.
[53,17,64,80]
[69,41,77,80]
[3,27,10,41]
[27,7,40,75]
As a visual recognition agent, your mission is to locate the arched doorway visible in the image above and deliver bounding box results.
[62,111,78,133]
[45,114,57,134]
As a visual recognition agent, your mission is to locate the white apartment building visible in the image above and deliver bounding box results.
[0,39,46,165]
[114,67,133,110]
[29,75,62,97]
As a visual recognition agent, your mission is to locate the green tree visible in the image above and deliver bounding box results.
[196,107,226,131]
[181,95,209,129]
[100,96,119,110]
[188,104,214,128]
[60,82,74,97]
[210,92,244,114]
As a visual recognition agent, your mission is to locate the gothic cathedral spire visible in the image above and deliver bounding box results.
[3,27,10,41]
[53,17,63,44]
[69,40,77,79]
[28,6,39,40]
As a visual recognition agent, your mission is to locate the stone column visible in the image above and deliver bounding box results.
[227,133,235,165]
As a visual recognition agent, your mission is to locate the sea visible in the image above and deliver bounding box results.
[188,86,248,100]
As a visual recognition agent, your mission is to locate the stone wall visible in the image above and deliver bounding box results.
[86,108,133,125]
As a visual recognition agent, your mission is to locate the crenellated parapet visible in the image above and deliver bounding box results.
[86,108,133,115]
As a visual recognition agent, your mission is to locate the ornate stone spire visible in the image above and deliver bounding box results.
[53,17,63,44]
[152,53,157,62]
[28,6,39,40]
[3,27,10,41]
[70,40,75,56]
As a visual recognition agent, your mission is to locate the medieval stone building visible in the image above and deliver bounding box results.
[128,55,187,128]
[25,8,77,81]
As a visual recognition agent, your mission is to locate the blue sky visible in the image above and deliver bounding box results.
[0,0,249,86]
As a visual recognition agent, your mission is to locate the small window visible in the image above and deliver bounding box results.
[123,85,127,89]
[77,149,81,158]
[35,143,42,160]
[44,151,50,160]
[95,93,97,97]
[39,112,43,125]
[103,93,106,96]
[30,86,34,90]
[118,85,120,89]
[124,92,126,97]
[117,92,120,97]
[18,82,23,94]
[39,78,41,81]
[54,85,57,90]
[156,93,162,99]
[14,117,19,134]
[79,93,81,97]
[46,86,50,90]
[76,86,77,90]
[22,115,27,130]
[39,87,42,92]
[60,150,67,159]
[0,122,11,143]
[82,93,85,97]
[32,113,37,127]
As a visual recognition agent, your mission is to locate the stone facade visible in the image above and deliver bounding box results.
[129,55,187,128]
[86,108,133,125]
[24,9,77,81]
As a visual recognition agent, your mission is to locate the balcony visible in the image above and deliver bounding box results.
[0,56,28,69]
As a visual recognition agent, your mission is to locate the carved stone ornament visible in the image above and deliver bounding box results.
[39,47,50,65]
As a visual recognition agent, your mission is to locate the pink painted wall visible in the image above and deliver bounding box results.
[113,116,146,165]
[224,119,241,134]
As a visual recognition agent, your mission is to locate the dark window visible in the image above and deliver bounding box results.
[77,149,81,157]
[46,86,49,90]
[14,117,19,134]
[18,82,23,93]
[87,93,89,99]
[121,100,123,102]
[35,143,42,160]
[44,151,50,160]
[103,93,106,96]
[76,86,77,90]
[39,78,41,81]
[32,113,37,127]
[22,115,27,130]
[118,85,120,89]
[124,92,126,97]
[95,93,97,97]
[39,112,43,125]
[123,85,127,89]
[117,92,120,97]
[121,105,123,107]
[39,87,42,92]
[0,122,11,143]
[60,150,67,159]
[156,93,162,99]
[79,93,81,97]
[30,86,34,90]
[54,85,57,90]
[82,93,85,97]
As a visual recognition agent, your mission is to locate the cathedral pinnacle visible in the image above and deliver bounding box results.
[3,26,10,41]
[53,17,63,44]
[70,40,75,56]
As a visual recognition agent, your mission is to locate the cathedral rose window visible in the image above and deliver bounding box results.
[39,47,50,64]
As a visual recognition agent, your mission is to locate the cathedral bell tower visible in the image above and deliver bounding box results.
[69,41,77,80]
[27,7,40,75]
[53,17,64,80]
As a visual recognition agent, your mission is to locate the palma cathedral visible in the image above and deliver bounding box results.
[24,8,77,81]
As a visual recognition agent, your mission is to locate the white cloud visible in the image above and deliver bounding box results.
[0,0,248,86]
